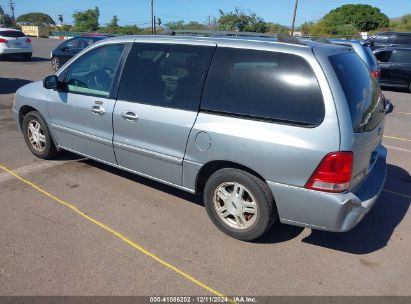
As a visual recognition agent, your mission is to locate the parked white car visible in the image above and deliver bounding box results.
[0,28,32,60]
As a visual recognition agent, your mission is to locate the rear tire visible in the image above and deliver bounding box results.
[203,168,277,241]
[22,111,59,159]
[51,57,60,71]
[408,81,411,93]
[23,53,32,61]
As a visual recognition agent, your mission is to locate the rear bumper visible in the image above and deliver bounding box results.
[268,145,387,232]
[0,47,32,55]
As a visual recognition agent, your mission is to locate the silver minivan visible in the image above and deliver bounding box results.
[12,35,390,240]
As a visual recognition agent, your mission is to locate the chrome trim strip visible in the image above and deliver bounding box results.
[50,123,113,147]
[57,146,195,194]
[113,141,182,165]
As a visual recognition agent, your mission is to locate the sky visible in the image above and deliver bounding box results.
[1,0,410,27]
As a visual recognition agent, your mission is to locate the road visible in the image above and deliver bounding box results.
[0,38,410,297]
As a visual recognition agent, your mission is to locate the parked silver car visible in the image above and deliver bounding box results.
[12,35,391,241]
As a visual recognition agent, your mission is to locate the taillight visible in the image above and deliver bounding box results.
[305,152,353,193]
[26,38,32,43]
[0,38,8,43]
[371,69,381,78]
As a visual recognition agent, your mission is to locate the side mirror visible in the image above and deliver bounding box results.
[43,75,60,90]
[384,98,394,115]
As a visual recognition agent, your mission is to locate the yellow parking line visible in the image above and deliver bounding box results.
[395,111,411,115]
[0,163,228,299]
[383,135,411,143]
[383,189,411,200]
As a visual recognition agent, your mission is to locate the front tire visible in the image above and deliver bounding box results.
[204,168,277,241]
[22,111,59,159]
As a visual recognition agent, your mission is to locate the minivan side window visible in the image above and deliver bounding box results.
[392,35,411,45]
[117,43,215,111]
[373,35,390,44]
[390,50,411,63]
[330,52,384,133]
[201,48,324,126]
[64,44,125,98]
[375,51,392,63]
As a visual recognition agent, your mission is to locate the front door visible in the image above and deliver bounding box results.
[47,43,126,163]
[113,42,215,185]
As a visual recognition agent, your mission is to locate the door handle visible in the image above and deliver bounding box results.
[91,105,106,116]
[121,111,138,122]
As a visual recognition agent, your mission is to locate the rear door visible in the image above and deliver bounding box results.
[387,49,411,86]
[329,52,386,188]
[113,42,215,185]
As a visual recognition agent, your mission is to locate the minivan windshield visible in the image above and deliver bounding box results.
[330,52,385,133]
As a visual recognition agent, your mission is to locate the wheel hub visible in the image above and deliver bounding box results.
[213,182,258,229]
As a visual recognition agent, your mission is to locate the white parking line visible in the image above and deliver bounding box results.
[0,159,84,184]
[384,135,411,143]
[386,145,411,153]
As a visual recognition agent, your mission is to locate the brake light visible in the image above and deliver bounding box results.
[26,38,31,43]
[305,152,353,193]
[371,69,381,78]
[0,38,8,43]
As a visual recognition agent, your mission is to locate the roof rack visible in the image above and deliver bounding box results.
[160,29,306,45]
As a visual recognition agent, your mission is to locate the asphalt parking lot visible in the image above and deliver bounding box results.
[0,38,410,297]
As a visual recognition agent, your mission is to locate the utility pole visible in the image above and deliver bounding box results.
[150,0,154,34]
[154,15,156,34]
[8,0,16,25]
[291,0,299,36]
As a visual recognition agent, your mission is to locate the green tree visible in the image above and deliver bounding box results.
[390,14,411,31]
[16,12,55,25]
[217,8,267,32]
[106,15,119,33]
[72,6,100,32]
[322,4,389,32]
[266,22,289,34]
[165,20,207,30]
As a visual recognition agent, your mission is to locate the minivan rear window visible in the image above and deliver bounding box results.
[0,30,25,38]
[330,52,385,133]
[201,48,324,126]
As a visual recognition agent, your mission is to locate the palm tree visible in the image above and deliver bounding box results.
[58,14,63,25]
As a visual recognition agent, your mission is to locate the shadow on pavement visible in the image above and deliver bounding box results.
[0,77,32,94]
[0,55,49,62]
[80,158,203,205]
[302,164,410,254]
[77,158,409,251]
